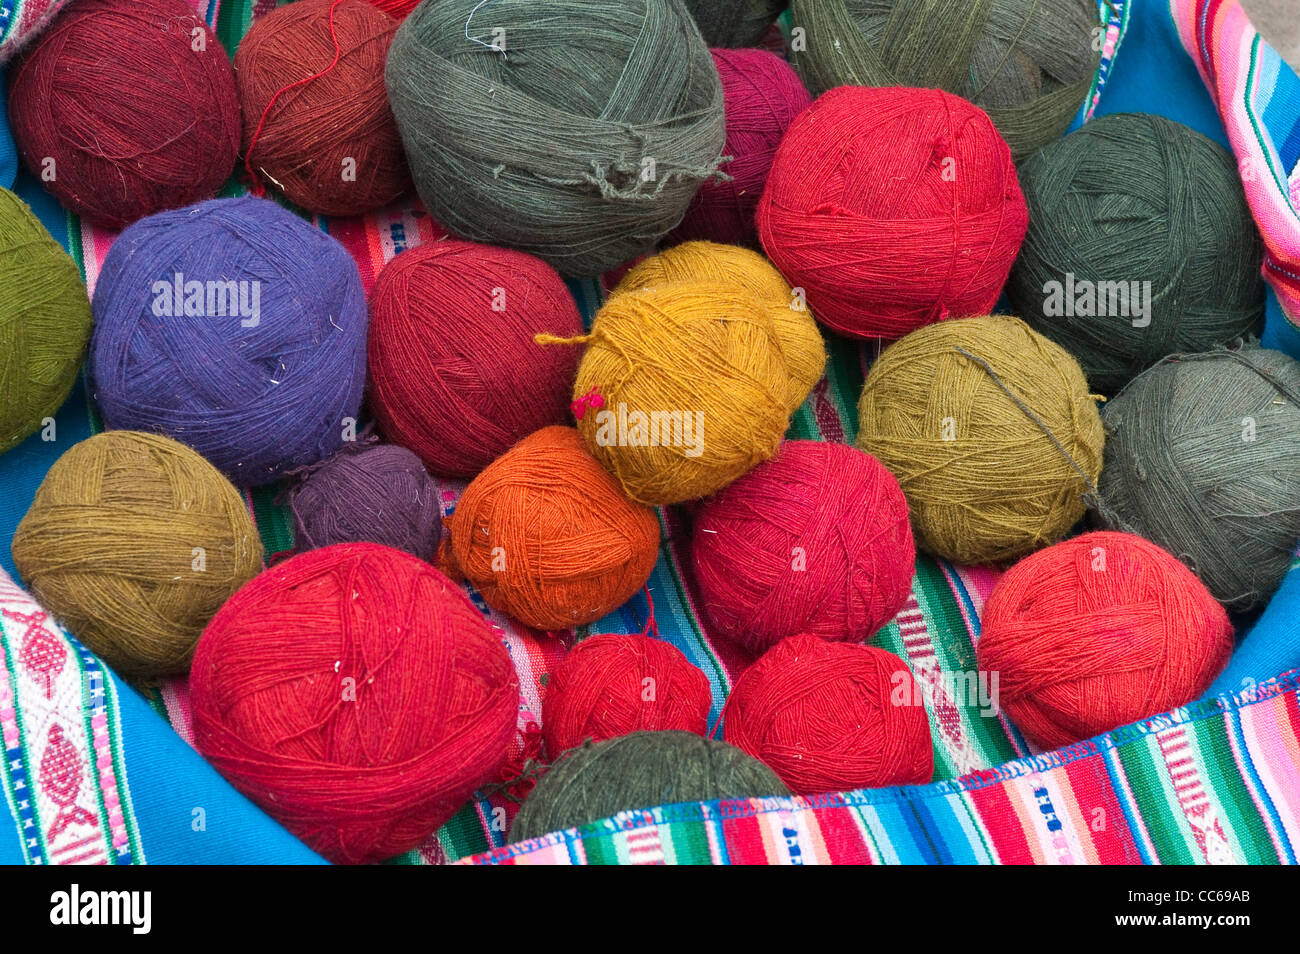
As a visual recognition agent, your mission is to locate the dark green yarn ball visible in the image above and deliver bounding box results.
[511,731,790,842]
[1094,344,1300,613]
[386,0,725,277]
[790,0,1100,158]
[683,0,787,47]
[0,187,93,455]
[1008,113,1265,395]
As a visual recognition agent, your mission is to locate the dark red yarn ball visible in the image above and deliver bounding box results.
[8,0,240,231]
[542,633,712,758]
[668,48,811,248]
[723,634,934,795]
[191,543,519,864]
[757,86,1028,339]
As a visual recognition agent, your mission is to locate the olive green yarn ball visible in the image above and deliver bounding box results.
[1008,113,1265,395]
[510,731,790,842]
[12,431,264,680]
[0,187,93,454]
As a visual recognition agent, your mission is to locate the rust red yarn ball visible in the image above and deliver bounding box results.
[8,0,240,231]
[669,48,811,248]
[542,633,712,757]
[190,543,519,864]
[692,440,915,654]
[723,634,934,794]
[368,239,583,478]
[757,86,1028,339]
[236,0,412,216]
[976,531,1234,752]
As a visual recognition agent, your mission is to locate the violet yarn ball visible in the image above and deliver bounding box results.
[285,440,441,561]
[692,440,916,654]
[89,197,368,486]
[670,48,812,249]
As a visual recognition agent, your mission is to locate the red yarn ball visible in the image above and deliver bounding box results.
[668,48,811,248]
[976,531,1234,751]
[368,239,583,478]
[542,633,712,757]
[692,440,914,654]
[757,86,1028,339]
[360,0,419,19]
[8,0,240,231]
[723,634,934,794]
[191,543,519,864]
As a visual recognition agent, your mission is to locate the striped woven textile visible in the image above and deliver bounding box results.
[464,670,1300,865]
[0,0,70,64]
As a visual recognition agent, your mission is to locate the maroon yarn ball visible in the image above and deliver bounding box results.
[692,440,915,654]
[669,48,811,248]
[542,633,712,758]
[8,0,240,230]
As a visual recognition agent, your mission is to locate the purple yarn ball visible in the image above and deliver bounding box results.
[89,196,367,485]
[286,441,442,561]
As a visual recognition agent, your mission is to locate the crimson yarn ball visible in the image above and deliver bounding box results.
[368,239,583,479]
[236,0,411,216]
[191,543,519,864]
[723,634,933,794]
[542,633,712,757]
[757,86,1027,339]
[8,0,239,230]
[669,48,811,248]
[692,440,914,654]
[976,531,1234,752]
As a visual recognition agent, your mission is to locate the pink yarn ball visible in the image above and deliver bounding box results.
[692,440,915,654]
[668,48,811,248]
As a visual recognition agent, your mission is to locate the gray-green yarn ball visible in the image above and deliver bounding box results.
[510,731,790,842]
[386,0,726,277]
[1094,345,1300,613]
[1008,113,1264,395]
[683,0,787,47]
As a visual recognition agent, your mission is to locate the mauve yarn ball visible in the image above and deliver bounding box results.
[89,197,368,486]
[8,0,240,230]
[669,49,812,248]
[683,0,787,48]
[367,239,583,479]
[385,0,726,276]
[236,0,412,216]
[285,439,441,561]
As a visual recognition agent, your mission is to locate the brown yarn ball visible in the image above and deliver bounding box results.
[12,431,264,679]
[236,0,411,215]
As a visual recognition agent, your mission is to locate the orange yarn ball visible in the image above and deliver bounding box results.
[440,426,660,631]
[976,531,1234,751]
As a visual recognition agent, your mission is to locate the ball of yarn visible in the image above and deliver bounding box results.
[723,634,933,793]
[236,0,411,216]
[682,0,787,47]
[857,315,1104,565]
[1007,114,1265,395]
[0,0,71,65]
[669,49,811,248]
[8,0,239,230]
[542,633,712,757]
[284,439,441,561]
[359,0,419,21]
[89,197,368,485]
[564,280,789,505]
[0,187,92,454]
[191,543,518,864]
[368,239,582,478]
[614,242,825,413]
[790,0,1101,158]
[511,730,789,842]
[758,86,1027,340]
[693,441,914,653]
[385,0,725,276]
[1095,345,1300,612]
[440,426,660,631]
[12,431,263,680]
[976,531,1233,750]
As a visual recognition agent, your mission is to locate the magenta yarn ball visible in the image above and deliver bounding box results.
[692,440,915,654]
[668,48,811,248]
